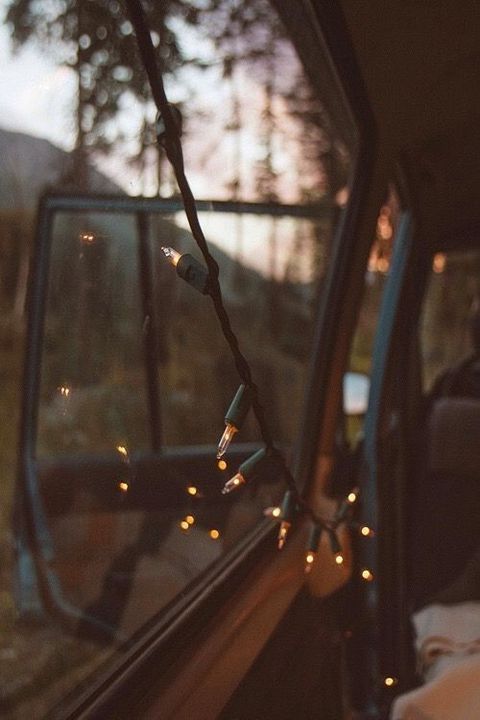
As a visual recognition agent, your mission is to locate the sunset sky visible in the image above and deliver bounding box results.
[0,2,309,200]
[0,3,78,149]
[0,1,334,280]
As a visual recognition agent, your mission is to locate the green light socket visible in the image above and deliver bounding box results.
[307,523,323,552]
[280,490,296,522]
[238,447,268,480]
[176,253,210,294]
[327,528,342,555]
[225,384,253,428]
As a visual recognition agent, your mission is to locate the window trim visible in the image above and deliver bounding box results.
[15,0,378,715]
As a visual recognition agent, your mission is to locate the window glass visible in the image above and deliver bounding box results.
[420,249,480,393]
[0,1,358,717]
[345,190,400,444]
[29,200,330,652]
[154,209,332,447]
[38,213,150,456]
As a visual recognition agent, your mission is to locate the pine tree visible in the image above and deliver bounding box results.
[5,0,188,187]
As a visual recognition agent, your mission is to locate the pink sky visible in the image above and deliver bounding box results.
[0,2,334,281]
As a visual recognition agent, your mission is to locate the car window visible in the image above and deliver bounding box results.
[420,249,480,393]
[37,212,151,456]
[345,189,400,445]
[0,2,358,718]
[37,203,335,457]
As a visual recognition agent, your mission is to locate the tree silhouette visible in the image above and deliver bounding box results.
[5,0,349,199]
[5,0,188,187]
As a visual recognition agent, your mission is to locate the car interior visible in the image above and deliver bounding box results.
[1,1,479,720]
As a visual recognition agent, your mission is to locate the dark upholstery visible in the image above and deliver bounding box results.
[409,398,480,607]
[428,397,480,477]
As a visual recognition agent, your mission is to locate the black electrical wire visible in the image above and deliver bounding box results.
[124,0,288,462]
[123,1,365,535]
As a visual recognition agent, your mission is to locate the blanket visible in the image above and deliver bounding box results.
[390,602,480,720]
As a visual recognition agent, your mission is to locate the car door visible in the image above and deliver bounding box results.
[3,2,387,719]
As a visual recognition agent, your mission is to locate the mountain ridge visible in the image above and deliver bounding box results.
[0,127,121,210]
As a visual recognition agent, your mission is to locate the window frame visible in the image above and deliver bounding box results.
[14,0,379,716]
[24,193,330,461]
[17,193,335,636]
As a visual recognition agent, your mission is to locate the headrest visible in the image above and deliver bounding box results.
[428,397,480,476]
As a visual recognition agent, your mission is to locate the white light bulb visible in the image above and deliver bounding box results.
[222,472,245,494]
[217,423,238,459]
[277,521,290,549]
[161,246,182,267]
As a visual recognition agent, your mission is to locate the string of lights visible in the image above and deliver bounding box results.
[125,0,275,453]
[124,0,374,575]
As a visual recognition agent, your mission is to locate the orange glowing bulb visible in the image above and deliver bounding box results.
[361,569,374,582]
[161,246,182,267]
[277,522,290,549]
[361,526,374,537]
[305,552,316,573]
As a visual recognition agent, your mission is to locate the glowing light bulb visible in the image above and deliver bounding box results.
[59,385,71,398]
[384,676,398,687]
[180,520,190,531]
[222,448,268,494]
[361,568,374,582]
[263,506,282,519]
[116,445,128,458]
[217,459,228,471]
[217,424,238,459]
[347,489,359,504]
[217,385,253,458]
[185,515,195,525]
[222,472,245,494]
[433,253,446,274]
[335,553,344,565]
[187,485,198,496]
[361,525,374,537]
[305,551,316,573]
[161,246,182,267]
[79,232,95,244]
[277,490,296,550]
[335,487,360,524]
[161,246,210,294]
[209,529,220,540]
[304,523,322,570]
[118,481,129,493]
[277,521,291,549]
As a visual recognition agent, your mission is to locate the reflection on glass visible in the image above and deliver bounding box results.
[34,206,330,638]
[420,249,480,391]
[0,0,358,716]
[155,211,332,448]
[38,212,149,457]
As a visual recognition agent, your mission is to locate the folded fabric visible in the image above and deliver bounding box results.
[390,602,480,720]
[390,653,480,720]
[413,602,480,681]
